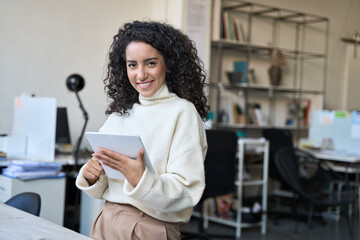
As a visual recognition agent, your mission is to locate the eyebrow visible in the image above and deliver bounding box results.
[126,57,159,63]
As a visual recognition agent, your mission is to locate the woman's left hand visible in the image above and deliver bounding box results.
[92,148,145,187]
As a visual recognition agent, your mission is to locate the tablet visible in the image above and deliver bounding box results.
[85,132,154,179]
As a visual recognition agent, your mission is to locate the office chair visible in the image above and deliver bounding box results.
[275,147,356,240]
[181,129,238,239]
[5,192,41,216]
[262,128,300,223]
[262,128,294,189]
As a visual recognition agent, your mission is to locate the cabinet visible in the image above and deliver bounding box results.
[202,138,269,239]
[0,175,66,226]
[209,0,329,137]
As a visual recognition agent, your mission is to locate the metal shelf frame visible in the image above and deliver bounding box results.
[211,0,329,140]
[202,138,269,239]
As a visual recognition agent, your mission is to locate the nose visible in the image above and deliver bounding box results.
[137,66,147,81]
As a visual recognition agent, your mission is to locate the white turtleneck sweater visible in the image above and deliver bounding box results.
[76,84,207,223]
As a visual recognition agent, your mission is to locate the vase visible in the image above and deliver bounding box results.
[268,65,282,86]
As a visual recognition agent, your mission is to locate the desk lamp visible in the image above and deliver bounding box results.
[66,74,89,173]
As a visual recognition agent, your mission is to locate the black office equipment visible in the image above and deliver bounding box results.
[56,107,71,145]
[5,192,41,216]
[275,147,356,240]
[181,129,237,239]
[262,128,294,188]
[66,73,89,231]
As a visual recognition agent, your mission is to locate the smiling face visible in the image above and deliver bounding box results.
[125,41,167,98]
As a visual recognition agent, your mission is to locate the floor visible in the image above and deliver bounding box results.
[180,213,360,240]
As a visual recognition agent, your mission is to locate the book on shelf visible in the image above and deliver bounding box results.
[248,103,267,126]
[211,1,247,42]
[222,11,241,41]
[233,20,240,41]
[233,18,246,42]
[222,11,234,40]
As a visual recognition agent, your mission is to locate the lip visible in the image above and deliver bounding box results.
[137,80,154,89]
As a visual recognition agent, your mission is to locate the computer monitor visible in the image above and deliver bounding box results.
[55,107,72,153]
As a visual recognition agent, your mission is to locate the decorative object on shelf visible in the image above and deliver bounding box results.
[248,68,256,84]
[204,111,215,129]
[268,48,287,86]
[234,61,248,83]
[218,109,229,124]
[285,98,311,127]
[226,71,243,86]
[232,103,246,124]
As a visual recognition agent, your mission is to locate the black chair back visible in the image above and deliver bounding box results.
[262,129,294,185]
[203,129,238,198]
[274,147,307,198]
[5,192,41,216]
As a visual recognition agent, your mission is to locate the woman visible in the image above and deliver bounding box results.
[76,20,209,239]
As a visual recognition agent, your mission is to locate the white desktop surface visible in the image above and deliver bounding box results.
[0,154,88,167]
[300,148,360,163]
[0,203,92,240]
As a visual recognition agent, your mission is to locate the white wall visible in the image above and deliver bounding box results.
[0,0,185,149]
[1,0,359,149]
[344,44,360,111]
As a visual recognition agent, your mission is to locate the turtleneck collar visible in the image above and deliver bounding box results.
[138,84,176,106]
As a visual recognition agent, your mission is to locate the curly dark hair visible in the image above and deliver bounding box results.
[103,20,209,120]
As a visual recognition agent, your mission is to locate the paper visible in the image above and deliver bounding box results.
[85,132,154,179]
[12,96,57,161]
[319,110,334,125]
[2,160,64,180]
[351,111,360,139]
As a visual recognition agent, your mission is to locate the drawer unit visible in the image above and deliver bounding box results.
[0,175,66,226]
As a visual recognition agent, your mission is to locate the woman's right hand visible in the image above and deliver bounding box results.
[83,157,105,185]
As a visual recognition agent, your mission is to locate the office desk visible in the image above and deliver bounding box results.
[0,155,88,227]
[0,174,66,226]
[300,148,360,163]
[301,148,360,219]
[300,148,360,184]
[0,203,92,240]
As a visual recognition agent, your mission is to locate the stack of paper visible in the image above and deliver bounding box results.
[3,160,65,180]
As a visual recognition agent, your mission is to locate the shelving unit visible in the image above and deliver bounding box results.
[209,0,329,138]
[202,138,269,239]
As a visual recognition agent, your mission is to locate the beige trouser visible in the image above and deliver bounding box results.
[90,201,181,240]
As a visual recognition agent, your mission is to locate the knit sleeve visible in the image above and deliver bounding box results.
[123,104,207,213]
[75,163,108,199]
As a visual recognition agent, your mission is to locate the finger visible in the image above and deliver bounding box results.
[89,157,104,171]
[83,169,98,181]
[93,151,124,166]
[97,147,120,159]
[87,167,102,177]
[137,149,145,163]
[92,152,120,173]
[86,158,105,175]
